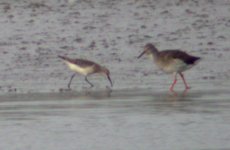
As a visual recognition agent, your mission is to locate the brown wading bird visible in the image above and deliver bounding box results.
[137,43,201,91]
[58,55,113,89]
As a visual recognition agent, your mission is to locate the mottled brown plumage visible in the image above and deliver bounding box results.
[58,55,113,88]
[138,43,201,91]
[59,56,100,68]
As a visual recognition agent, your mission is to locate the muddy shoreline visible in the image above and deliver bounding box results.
[0,0,229,95]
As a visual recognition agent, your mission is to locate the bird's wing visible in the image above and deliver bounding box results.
[69,59,97,67]
[159,50,199,65]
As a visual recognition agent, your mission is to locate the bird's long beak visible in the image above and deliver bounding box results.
[137,50,146,59]
[107,75,113,87]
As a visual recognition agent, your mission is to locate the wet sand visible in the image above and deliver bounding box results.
[0,89,230,150]
[0,0,230,149]
[0,0,230,93]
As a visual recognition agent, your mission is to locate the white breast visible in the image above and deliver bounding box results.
[160,59,192,73]
[65,61,93,75]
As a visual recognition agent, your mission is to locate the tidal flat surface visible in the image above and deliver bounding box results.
[0,89,230,150]
[0,0,230,149]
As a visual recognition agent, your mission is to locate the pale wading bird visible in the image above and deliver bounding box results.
[58,55,113,89]
[137,43,201,91]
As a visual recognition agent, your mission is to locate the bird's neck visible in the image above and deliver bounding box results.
[149,49,159,61]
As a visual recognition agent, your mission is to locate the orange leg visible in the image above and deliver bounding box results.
[179,73,190,89]
[170,73,178,91]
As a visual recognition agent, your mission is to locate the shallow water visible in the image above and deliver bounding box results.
[0,89,230,150]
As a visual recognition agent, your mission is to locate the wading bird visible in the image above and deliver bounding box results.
[137,43,201,91]
[58,55,113,89]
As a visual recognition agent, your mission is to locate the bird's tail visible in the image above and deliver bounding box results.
[193,56,201,65]
[195,56,201,61]
[58,55,70,61]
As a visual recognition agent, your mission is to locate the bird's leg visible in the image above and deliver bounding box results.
[170,72,178,91]
[85,75,94,87]
[68,73,76,89]
[179,73,190,89]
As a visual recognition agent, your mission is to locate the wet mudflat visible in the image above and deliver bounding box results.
[0,89,230,150]
[0,0,230,149]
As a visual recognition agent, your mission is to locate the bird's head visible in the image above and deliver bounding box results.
[137,43,159,59]
[101,67,113,87]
